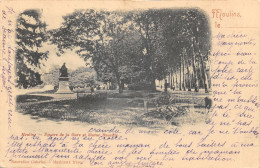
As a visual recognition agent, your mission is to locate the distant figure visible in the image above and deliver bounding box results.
[164,79,168,93]
[91,86,94,94]
[60,63,68,77]
[205,97,212,113]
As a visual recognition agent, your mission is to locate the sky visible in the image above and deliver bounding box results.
[39,8,87,73]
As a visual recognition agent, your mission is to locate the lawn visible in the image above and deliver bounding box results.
[16,95,54,103]
[16,90,209,128]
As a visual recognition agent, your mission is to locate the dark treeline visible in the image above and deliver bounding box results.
[16,10,48,88]
[16,9,211,93]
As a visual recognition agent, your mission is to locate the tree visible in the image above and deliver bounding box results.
[50,10,141,93]
[70,67,96,88]
[132,10,169,91]
[163,9,211,92]
[16,9,48,88]
[50,9,211,93]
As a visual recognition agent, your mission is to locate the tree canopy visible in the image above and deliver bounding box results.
[50,9,211,93]
[16,9,49,88]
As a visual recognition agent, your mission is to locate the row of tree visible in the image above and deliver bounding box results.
[16,9,211,93]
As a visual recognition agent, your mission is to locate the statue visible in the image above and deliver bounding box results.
[60,63,68,77]
[56,62,72,94]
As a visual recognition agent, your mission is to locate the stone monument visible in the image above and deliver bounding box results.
[56,63,73,94]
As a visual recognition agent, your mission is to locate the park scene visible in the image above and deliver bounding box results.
[16,9,212,128]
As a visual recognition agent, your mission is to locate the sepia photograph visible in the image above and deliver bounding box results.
[15,8,212,128]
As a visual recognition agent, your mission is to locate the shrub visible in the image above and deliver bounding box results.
[128,81,152,90]
[153,93,188,121]
[78,92,107,102]
[157,105,188,121]
[155,93,171,106]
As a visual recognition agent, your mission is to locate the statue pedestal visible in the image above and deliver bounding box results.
[56,77,73,94]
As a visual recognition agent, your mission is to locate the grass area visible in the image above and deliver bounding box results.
[16,95,54,103]
[16,90,209,128]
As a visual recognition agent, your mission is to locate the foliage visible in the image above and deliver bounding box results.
[78,92,107,102]
[131,10,170,90]
[70,67,96,88]
[16,95,53,103]
[49,9,211,93]
[50,10,140,93]
[16,9,48,88]
[155,93,172,106]
[128,81,152,90]
[163,9,211,92]
[41,65,59,86]
[154,93,188,121]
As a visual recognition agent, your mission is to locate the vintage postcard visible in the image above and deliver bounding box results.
[0,0,259,167]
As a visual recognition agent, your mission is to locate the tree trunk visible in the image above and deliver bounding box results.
[197,60,204,89]
[186,58,192,91]
[179,65,182,91]
[171,70,174,90]
[197,47,209,93]
[182,49,186,91]
[170,72,172,89]
[117,79,123,93]
[151,76,156,92]
[183,47,191,91]
[115,72,123,93]
[121,81,125,90]
[192,37,209,93]
[175,68,178,90]
[191,38,199,92]
[118,84,123,93]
